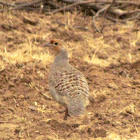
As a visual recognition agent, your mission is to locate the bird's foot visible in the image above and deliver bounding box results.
[64,108,70,120]
[57,108,70,120]
[57,109,66,114]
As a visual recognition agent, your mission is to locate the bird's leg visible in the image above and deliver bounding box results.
[64,108,70,120]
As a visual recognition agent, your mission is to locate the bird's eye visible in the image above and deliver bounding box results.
[54,42,58,45]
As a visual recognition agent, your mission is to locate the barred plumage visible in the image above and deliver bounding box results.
[44,39,90,120]
[50,70,89,98]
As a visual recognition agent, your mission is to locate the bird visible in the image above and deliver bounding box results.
[43,39,90,120]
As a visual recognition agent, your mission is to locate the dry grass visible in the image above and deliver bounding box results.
[0,11,139,69]
[0,6,140,140]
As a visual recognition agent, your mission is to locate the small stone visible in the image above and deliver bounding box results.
[108,83,118,89]
[91,129,107,138]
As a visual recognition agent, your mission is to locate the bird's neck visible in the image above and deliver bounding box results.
[53,49,69,66]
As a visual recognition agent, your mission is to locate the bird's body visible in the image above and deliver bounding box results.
[44,39,89,119]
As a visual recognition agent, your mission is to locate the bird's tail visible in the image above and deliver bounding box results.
[67,97,88,117]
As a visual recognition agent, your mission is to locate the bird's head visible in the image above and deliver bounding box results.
[43,39,66,53]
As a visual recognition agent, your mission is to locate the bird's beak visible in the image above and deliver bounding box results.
[43,43,54,47]
[43,43,50,47]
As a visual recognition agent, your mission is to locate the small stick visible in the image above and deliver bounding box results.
[92,5,110,33]
[34,85,52,100]
[0,1,15,7]
[106,13,140,22]
[51,1,97,14]
[61,0,140,5]
[28,106,38,111]
[104,0,115,17]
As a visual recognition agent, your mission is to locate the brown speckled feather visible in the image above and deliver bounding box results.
[50,68,89,98]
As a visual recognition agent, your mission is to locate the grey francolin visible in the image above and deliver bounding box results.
[44,39,89,120]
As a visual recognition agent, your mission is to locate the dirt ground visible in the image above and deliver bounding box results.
[0,2,140,140]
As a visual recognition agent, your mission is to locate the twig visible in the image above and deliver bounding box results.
[92,5,110,33]
[16,0,46,9]
[61,0,140,5]
[60,0,140,16]
[123,13,140,21]
[111,9,140,16]
[14,1,28,5]
[106,13,140,22]
[39,92,52,100]
[29,106,38,111]
[100,0,115,32]
[92,44,102,60]
[21,15,38,25]
[102,0,140,5]
[47,1,62,8]
[104,0,115,17]
[34,85,52,100]
[0,1,16,7]
[51,1,97,14]
[0,0,139,23]
[0,0,46,11]
[0,7,49,12]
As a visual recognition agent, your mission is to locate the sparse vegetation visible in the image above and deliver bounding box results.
[0,0,140,139]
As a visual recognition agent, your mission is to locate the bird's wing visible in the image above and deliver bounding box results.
[49,68,89,97]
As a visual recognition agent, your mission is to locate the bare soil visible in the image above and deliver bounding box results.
[0,5,140,140]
